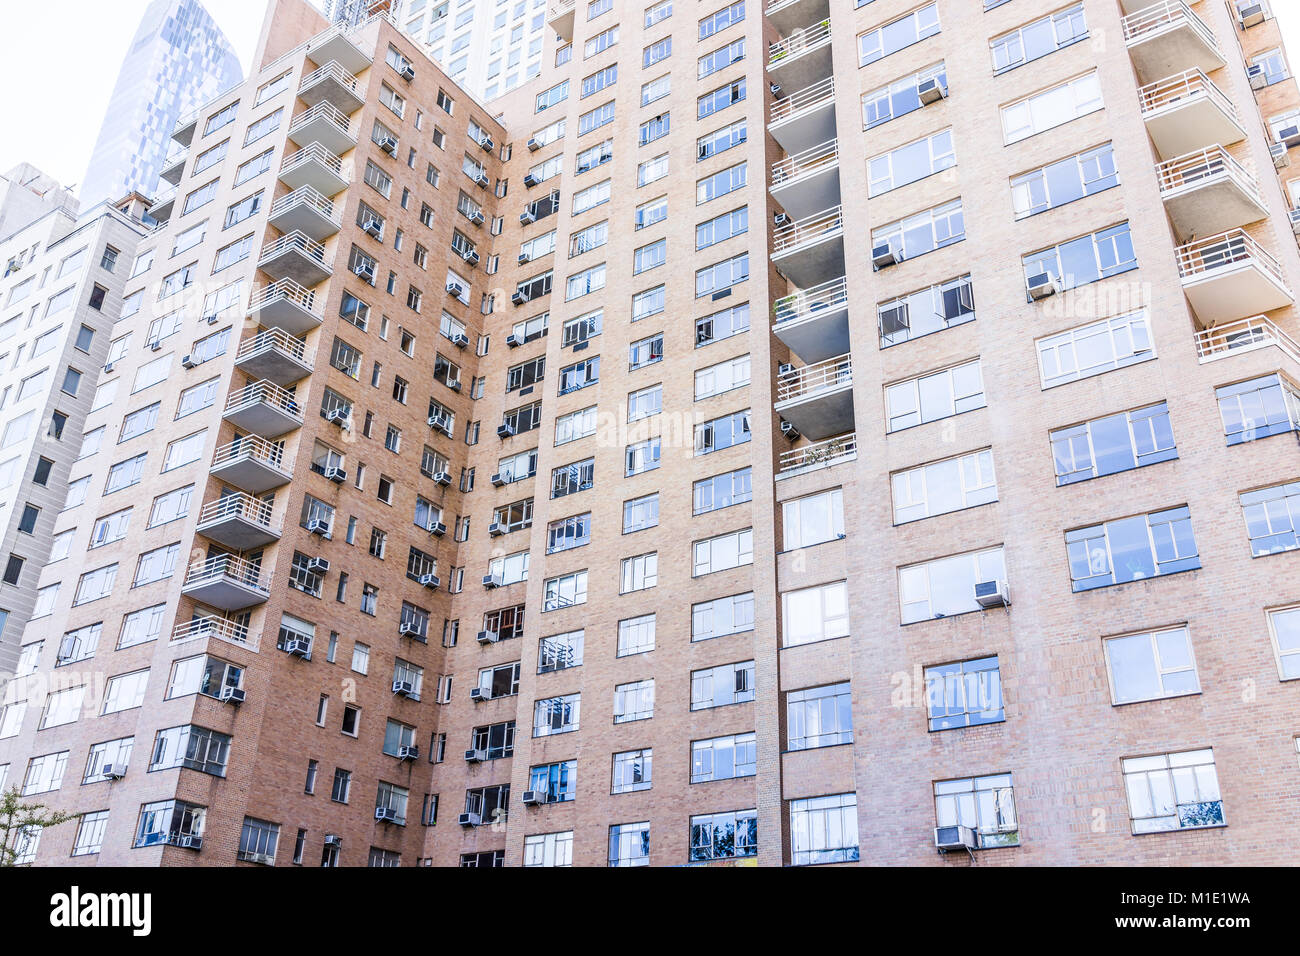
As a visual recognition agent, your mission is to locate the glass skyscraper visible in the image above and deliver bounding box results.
[79,0,243,208]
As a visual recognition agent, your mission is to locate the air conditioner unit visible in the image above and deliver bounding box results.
[324,834,342,847]
[458,812,482,827]
[203,314,219,325]
[1248,64,1268,90]
[378,136,398,156]
[482,573,502,589]
[399,63,416,81]
[397,745,419,761]
[505,333,522,348]
[488,521,504,537]
[468,210,485,225]
[101,764,126,780]
[476,172,490,187]
[917,76,948,104]
[174,835,202,850]
[490,472,507,487]
[526,137,542,152]
[1026,272,1061,301]
[1290,208,1300,236]
[464,747,487,762]
[324,466,347,483]
[872,242,900,270]
[496,423,515,439]
[777,362,796,378]
[103,361,115,373]
[433,470,452,486]
[451,332,470,349]
[375,807,399,823]
[519,209,537,224]
[462,250,480,267]
[419,572,440,589]
[520,790,542,806]
[470,687,488,702]
[780,420,800,440]
[429,522,447,537]
[428,413,449,432]
[181,354,198,369]
[326,409,349,430]
[305,556,329,574]
[479,136,494,152]
[773,211,790,227]
[1272,141,1291,168]
[974,579,1010,609]
[149,338,162,351]
[1238,2,1266,28]
[511,290,529,306]
[523,172,540,188]
[393,679,416,697]
[517,251,532,265]
[935,825,977,852]
[398,623,421,640]
[1279,125,1300,148]
[362,217,383,238]
[219,686,246,705]
[285,637,312,657]
[306,517,331,536]
[476,630,499,645]
[354,262,376,283]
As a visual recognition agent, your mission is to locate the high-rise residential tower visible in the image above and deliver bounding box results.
[3,0,1300,867]
[79,0,244,209]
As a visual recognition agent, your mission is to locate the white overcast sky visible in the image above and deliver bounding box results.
[1,1,1299,193]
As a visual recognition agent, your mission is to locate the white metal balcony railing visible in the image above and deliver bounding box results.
[548,0,576,15]
[248,278,320,315]
[1194,315,1300,365]
[1176,229,1287,286]
[1156,145,1264,203]
[224,380,304,419]
[270,185,340,223]
[198,493,279,532]
[281,142,346,179]
[290,100,354,138]
[211,435,289,474]
[777,353,853,403]
[150,185,177,210]
[299,60,362,97]
[778,432,857,475]
[772,138,839,186]
[261,6,386,77]
[1122,0,1220,54]
[774,275,848,326]
[183,554,268,592]
[171,615,256,651]
[259,230,331,268]
[770,76,834,125]
[772,205,843,255]
[768,18,831,64]
[1137,67,1237,121]
[236,327,313,367]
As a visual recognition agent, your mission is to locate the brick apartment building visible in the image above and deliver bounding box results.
[1,0,1298,866]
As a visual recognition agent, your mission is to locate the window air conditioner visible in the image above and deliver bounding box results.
[181,354,198,369]
[451,332,470,348]
[464,748,487,762]
[397,624,421,641]
[974,580,1010,609]
[479,135,494,152]
[1026,272,1061,301]
[219,686,246,705]
[305,557,329,574]
[375,807,399,823]
[497,422,516,439]
[354,262,376,282]
[102,764,126,780]
[419,573,440,589]
[489,521,504,537]
[527,137,542,152]
[399,63,416,81]
[285,637,312,658]
[519,209,537,224]
[505,333,522,348]
[470,687,487,702]
[445,281,465,297]
[934,825,977,852]
[1238,2,1266,28]
[397,745,419,761]
[1278,125,1300,148]
[393,679,417,697]
[362,218,383,238]
[521,790,542,805]
[523,172,540,188]
[1248,64,1268,90]
[482,573,502,589]
[872,242,900,270]
[490,472,507,486]
[433,470,453,486]
[917,77,948,104]
[378,136,398,156]
[306,518,331,536]
[477,630,499,645]
[458,812,482,827]
[324,466,347,483]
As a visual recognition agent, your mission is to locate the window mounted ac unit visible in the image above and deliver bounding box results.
[429,522,447,537]
[482,573,502,589]
[773,211,790,227]
[181,354,198,369]
[375,807,399,823]
[305,557,329,574]
[149,338,162,351]
[477,630,499,645]
[490,472,507,487]
[324,834,342,847]
[917,76,948,104]
[378,136,398,156]
[393,679,417,697]
[935,825,977,852]
[520,790,542,806]
[354,263,376,283]
[203,314,219,325]
[458,812,482,827]
[777,362,796,377]
[527,137,542,151]
[511,290,529,306]
[1248,64,1268,90]
[433,470,453,486]
[103,361,115,373]
[470,687,488,702]
[362,218,383,238]
[517,251,532,265]
[479,136,494,152]
[488,521,504,537]
[1271,141,1291,169]
[451,332,470,348]
[519,209,537,224]
[101,764,126,780]
[324,466,347,483]
[974,579,1010,609]
[505,333,523,348]
[523,172,540,188]
[285,637,312,657]
[1026,272,1061,301]
[464,747,487,762]
[397,745,419,761]
[1238,2,1266,28]
[419,572,440,589]
[1279,125,1300,148]
[872,242,900,270]
[476,172,490,187]
[399,63,416,81]
[468,210,485,225]
[446,281,465,297]
[780,420,800,440]
[398,623,421,640]
[462,250,480,267]
[219,686,246,705]
[306,518,331,537]
[173,835,203,850]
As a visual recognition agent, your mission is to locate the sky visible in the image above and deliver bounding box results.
[1,1,1299,196]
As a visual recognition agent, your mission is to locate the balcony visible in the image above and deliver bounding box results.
[180,555,270,611]
[171,615,259,653]
[297,61,365,114]
[766,0,829,37]
[149,186,176,223]
[307,25,373,75]
[222,380,305,438]
[1138,68,1244,159]
[172,111,198,147]
[258,231,332,287]
[1157,146,1267,240]
[247,279,323,336]
[279,142,349,196]
[772,205,844,288]
[547,0,575,42]
[210,436,292,494]
[196,493,282,550]
[1194,315,1300,367]
[234,328,314,385]
[1178,230,1293,323]
[771,139,840,221]
[778,432,857,480]
[773,276,850,364]
[289,101,358,155]
[268,185,341,242]
[768,19,832,91]
[1122,0,1225,84]
[774,353,855,441]
[769,77,835,155]
[159,148,187,186]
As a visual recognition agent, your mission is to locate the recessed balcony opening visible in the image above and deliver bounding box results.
[772,276,850,364]
[774,353,855,440]
[769,76,836,155]
[1157,145,1267,240]
[1122,0,1225,84]
[1178,229,1293,324]
[298,60,365,114]
[772,205,845,288]
[1138,69,1244,159]
[768,19,833,91]
[771,139,841,221]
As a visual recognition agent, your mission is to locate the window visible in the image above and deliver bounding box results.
[544,570,588,610]
[1012,143,1117,219]
[892,450,997,523]
[546,513,591,553]
[150,725,230,777]
[697,118,747,162]
[1242,481,1300,557]
[868,129,955,197]
[23,752,70,795]
[925,657,1004,731]
[538,629,584,673]
[1266,605,1300,680]
[578,101,616,137]
[629,333,664,369]
[692,661,754,710]
[1001,71,1103,144]
[1122,750,1223,833]
[1216,374,1300,445]
[859,4,940,66]
[1038,309,1154,390]
[612,749,652,795]
[695,409,750,454]
[1251,47,1289,87]
[622,494,659,534]
[534,694,580,737]
[697,302,750,347]
[691,809,757,862]
[558,356,600,394]
[609,822,650,867]
[643,36,672,68]
[72,811,110,857]
[693,592,754,642]
[133,543,179,586]
[101,668,148,713]
[782,489,844,550]
[872,199,964,263]
[786,682,852,749]
[613,679,654,723]
[934,774,1019,848]
[782,581,848,647]
[886,360,985,432]
[899,546,1006,624]
[1023,223,1137,297]
[1051,402,1177,486]
[621,553,657,593]
[524,831,574,867]
[75,564,118,606]
[1066,507,1200,592]
[555,406,598,445]
[1104,626,1199,705]
[991,4,1087,74]
[696,206,748,251]
[699,0,743,40]
[625,438,660,477]
[697,162,746,204]
[692,733,755,783]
